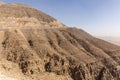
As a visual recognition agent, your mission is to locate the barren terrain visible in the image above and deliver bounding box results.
[0,2,120,80]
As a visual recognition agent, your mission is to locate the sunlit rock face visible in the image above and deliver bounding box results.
[0,2,120,80]
[0,3,64,29]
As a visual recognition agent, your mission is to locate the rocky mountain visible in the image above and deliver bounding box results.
[0,2,120,80]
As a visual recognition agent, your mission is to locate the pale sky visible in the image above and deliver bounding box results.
[2,0,120,37]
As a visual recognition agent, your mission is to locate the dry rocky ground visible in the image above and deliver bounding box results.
[0,2,120,80]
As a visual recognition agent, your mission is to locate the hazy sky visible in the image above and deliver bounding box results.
[1,0,120,37]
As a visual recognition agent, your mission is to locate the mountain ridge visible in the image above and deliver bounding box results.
[0,2,64,29]
[0,2,120,80]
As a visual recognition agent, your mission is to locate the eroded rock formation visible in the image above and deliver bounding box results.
[0,2,120,80]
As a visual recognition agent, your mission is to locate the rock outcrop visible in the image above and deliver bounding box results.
[0,2,120,80]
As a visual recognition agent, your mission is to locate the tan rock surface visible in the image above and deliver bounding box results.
[0,2,120,80]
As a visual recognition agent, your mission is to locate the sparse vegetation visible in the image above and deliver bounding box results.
[0,2,120,80]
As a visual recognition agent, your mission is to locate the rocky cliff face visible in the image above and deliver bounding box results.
[0,2,120,80]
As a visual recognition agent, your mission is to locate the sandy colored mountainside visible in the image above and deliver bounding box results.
[0,2,64,28]
[0,2,120,80]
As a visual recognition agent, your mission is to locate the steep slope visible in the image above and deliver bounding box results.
[0,2,64,28]
[0,2,120,80]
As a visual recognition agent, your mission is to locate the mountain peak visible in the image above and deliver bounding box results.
[0,2,64,29]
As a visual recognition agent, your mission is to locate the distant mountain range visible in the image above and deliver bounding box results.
[98,36,120,46]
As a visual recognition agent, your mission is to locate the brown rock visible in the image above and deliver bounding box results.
[0,2,120,80]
